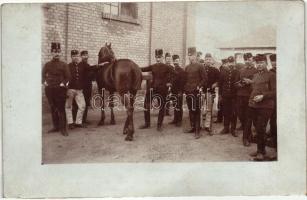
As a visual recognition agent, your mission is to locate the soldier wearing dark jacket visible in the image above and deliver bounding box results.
[65,50,86,129]
[184,47,208,139]
[169,54,187,126]
[268,54,277,151]
[235,53,258,146]
[219,56,240,137]
[72,50,95,124]
[215,58,228,123]
[164,52,172,116]
[203,53,220,132]
[249,54,276,161]
[140,49,175,131]
[42,42,70,136]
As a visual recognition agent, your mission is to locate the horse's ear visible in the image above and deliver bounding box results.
[105,42,107,46]
[108,43,112,48]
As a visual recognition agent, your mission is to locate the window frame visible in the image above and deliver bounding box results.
[102,2,140,25]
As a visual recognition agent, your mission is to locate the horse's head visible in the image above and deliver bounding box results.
[98,42,115,64]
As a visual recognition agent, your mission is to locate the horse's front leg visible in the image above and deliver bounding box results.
[98,88,105,126]
[109,91,116,125]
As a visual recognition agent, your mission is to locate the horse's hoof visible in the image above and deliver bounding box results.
[123,128,128,135]
[97,121,104,126]
[125,135,133,141]
[110,120,116,125]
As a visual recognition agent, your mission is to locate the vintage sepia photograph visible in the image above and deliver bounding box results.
[2,0,306,198]
[41,1,278,163]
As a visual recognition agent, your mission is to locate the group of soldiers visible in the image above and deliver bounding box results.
[42,42,95,136]
[43,42,277,161]
[138,47,277,161]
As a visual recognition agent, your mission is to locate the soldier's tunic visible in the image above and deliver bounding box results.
[172,64,187,124]
[141,63,175,128]
[203,64,220,129]
[66,62,86,125]
[269,67,277,148]
[218,65,240,131]
[72,61,95,123]
[235,63,258,140]
[184,62,208,134]
[248,70,276,154]
[42,58,70,132]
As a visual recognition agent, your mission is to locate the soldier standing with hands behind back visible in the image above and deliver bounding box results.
[42,42,70,136]
[219,56,240,137]
[184,47,208,139]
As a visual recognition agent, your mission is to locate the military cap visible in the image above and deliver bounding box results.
[172,54,179,60]
[188,47,197,55]
[51,42,61,52]
[165,52,171,57]
[205,53,212,58]
[254,54,267,62]
[269,54,276,62]
[227,56,235,63]
[155,49,163,57]
[243,53,253,61]
[80,50,88,56]
[221,58,228,64]
[71,50,79,56]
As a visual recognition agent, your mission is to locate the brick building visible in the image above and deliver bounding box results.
[42,2,196,67]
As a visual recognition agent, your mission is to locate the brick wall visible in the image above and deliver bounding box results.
[42,2,194,67]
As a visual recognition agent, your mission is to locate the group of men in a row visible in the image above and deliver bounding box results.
[43,42,276,161]
[42,42,95,136]
[138,47,276,161]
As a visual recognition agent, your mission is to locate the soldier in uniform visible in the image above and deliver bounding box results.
[42,42,70,136]
[215,58,228,123]
[65,50,86,129]
[203,53,220,133]
[169,54,187,127]
[139,49,175,131]
[184,47,208,139]
[196,51,203,63]
[235,53,258,146]
[267,54,277,150]
[218,56,240,137]
[164,52,172,116]
[248,54,276,161]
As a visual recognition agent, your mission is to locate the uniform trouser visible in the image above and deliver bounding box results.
[82,85,92,122]
[204,92,214,128]
[217,100,223,122]
[45,86,67,131]
[270,104,277,147]
[186,91,201,132]
[155,91,167,127]
[244,106,254,140]
[65,89,86,124]
[249,107,273,154]
[173,92,183,123]
[222,96,237,131]
[143,89,151,126]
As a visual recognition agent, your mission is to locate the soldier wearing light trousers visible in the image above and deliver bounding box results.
[65,50,86,129]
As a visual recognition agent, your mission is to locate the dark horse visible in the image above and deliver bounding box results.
[96,43,142,141]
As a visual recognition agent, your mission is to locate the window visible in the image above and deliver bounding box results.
[102,3,139,25]
[103,3,119,16]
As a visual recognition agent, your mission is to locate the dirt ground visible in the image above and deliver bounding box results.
[42,106,276,164]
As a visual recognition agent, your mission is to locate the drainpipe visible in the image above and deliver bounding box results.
[182,2,187,66]
[148,2,153,65]
[65,3,69,62]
